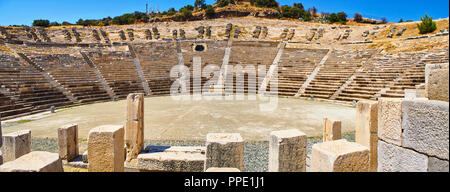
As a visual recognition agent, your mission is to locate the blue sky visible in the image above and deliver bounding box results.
[0,0,448,26]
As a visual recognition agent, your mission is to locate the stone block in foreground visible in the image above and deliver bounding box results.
[311,139,369,172]
[88,125,124,172]
[377,140,428,172]
[125,93,145,168]
[269,129,307,172]
[205,133,244,171]
[0,151,63,172]
[58,124,79,161]
[0,130,31,163]
[426,67,449,102]
[355,100,378,172]
[401,100,449,160]
[323,118,341,142]
[137,146,205,172]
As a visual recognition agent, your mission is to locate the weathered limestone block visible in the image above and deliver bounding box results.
[425,64,449,85]
[127,31,135,41]
[179,29,186,40]
[428,157,449,172]
[172,29,178,39]
[269,129,307,172]
[205,167,241,172]
[0,151,63,172]
[377,98,403,146]
[88,125,124,172]
[195,26,205,39]
[401,100,449,160]
[145,29,152,40]
[396,27,406,36]
[225,23,233,38]
[1,130,31,163]
[205,133,244,171]
[206,26,212,39]
[280,28,288,40]
[152,27,160,39]
[427,68,449,101]
[261,26,268,39]
[100,29,110,43]
[58,124,79,161]
[92,29,101,41]
[323,118,341,142]
[233,28,241,39]
[82,151,88,163]
[253,26,261,38]
[125,93,145,168]
[119,30,127,41]
[311,139,369,172]
[137,146,205,172]
[377,140,428,172]
[355,100,378,172]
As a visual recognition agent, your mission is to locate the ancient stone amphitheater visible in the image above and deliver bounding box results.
[0,18,448,172]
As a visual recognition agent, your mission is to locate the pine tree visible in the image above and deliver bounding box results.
[417,14,437,34]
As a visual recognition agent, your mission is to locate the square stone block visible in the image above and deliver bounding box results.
[0,151,63,172]
[269,129,307,172]
[88,125,124,172]
[428,157,449,172]
[402,100,449,160]
[427,68,449,102]
[205,133,244,171]
[378,98,403,146]
[125,93,144,168]
[311,139,369,172]
[323,118,341,142]
[205,167,241,172]
[137,146,205,172]
[355,100,378,172]
[1,130,31,163]
[377,140,428,172]
[58,124,79,161]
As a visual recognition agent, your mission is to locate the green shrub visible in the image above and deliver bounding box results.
[217,0,235,7]
[417,14,437,34]
[354,13,363,23]
[281,6,303,19]
[205,5,215,18]
[180,7,193,20]
[32,19,50,27]
[249,0,278,8]
[195,0,206,9]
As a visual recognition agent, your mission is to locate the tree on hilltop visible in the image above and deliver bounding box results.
[354,13,363,22]
[417,14,437,34]
[195,0,207,9]
[32,19,50,27]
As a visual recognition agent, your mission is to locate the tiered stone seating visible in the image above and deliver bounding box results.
[382,49,449,98]
[87,50,145,99]
[181,40,228,94]
[0,92,32,119]
[302,50,376,99]
[134,42,179,96]
[227,41,279,94]
[275,48,328,96]
[334,53,408,101]
[0,53,72,117]
[26,53,111,103]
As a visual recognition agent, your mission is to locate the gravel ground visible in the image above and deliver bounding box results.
[30,132,355,172]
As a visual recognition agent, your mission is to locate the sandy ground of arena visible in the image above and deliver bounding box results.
[2,96,356,141]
